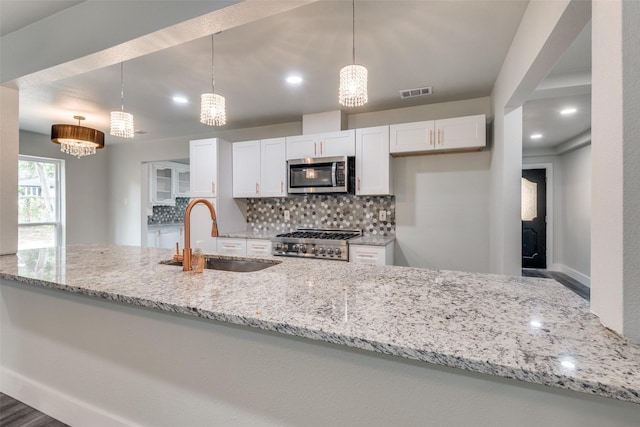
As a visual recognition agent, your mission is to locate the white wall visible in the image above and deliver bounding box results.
[19,131,109,245]
[558,145,591,282]
[0,86,19,255]
[524,144,592,285]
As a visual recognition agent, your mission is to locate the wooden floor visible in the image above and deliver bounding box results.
[0,393,68,427]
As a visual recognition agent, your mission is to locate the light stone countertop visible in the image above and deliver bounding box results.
[349,235,395,246]
[1,244,639,404]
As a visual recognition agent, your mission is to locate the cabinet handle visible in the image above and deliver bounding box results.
[429,129,433,146]
[320,141,323,155]
[280,181,284,193]
[437,129,441,145]
[314,142,317,156]
[357,177,361,192]
[256,182,260,195]
[211,181,216,194]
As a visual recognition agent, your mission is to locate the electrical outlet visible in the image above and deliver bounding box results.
[284,210,290,221]
[379,210,387,221]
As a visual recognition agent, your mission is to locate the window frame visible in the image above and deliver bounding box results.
[18,155,65,249]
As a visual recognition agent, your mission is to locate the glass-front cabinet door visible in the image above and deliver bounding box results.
[151,164,175,206]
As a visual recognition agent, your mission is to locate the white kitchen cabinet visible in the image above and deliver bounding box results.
[150,163,176,206]
[147,225,184,249]
[246,239,272,257]
[349,243,394,265]
[174,165,190,197]
[285,130,355,159]
[233,140,261,197]
[188,138,246,249]
[233,138,286,198]
[260,138,287,197]
[433,114,486,151]
[216,238,247,256]
[390,114,486,155]
[190,138,219,198]
[355,126,392,196]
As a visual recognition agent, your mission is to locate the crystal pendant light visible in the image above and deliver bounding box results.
[51,116,105,158]
[339,0,368,107]
[110,62,135,138]
[200,33,226,126]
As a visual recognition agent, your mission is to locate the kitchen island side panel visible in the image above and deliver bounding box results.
[2,280,638,427]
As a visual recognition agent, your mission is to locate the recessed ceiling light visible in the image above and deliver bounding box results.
[286,75,303,85]
[172,96,189,104]
[530,133,543,140]
[560,107,577,115]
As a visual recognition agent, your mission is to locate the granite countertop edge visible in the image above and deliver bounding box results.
[1,245,638,405]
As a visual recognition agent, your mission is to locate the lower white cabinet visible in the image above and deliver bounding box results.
[349,243,394,265]
[147,226,184,249]
[246,239,273,256]
[215,237,273,256]
[216,238,247,256]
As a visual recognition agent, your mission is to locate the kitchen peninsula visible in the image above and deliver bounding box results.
[1,245,639,426]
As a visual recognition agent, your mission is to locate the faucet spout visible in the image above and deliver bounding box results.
[183,198,218,271]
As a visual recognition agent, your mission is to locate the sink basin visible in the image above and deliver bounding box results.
[160,256,280,272]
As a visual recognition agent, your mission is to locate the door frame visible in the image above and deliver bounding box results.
[522,163,553,269]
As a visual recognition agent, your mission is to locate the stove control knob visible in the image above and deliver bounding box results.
[318,247,326,254]
[310,247,317,254]
[326,248,334,255]
[335,248,342,256]
[299,244,307,253]
[274,243,282,251]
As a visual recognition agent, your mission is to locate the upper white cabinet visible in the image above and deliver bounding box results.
[190,138,219,198]
[355,126,392,196]
[232,140,261,197]
[286,129,355,160]
[390,114,486,155]
[233,137,286,198]
[174,165,190,197]
[260,138,287,197]
[150,163,175,206]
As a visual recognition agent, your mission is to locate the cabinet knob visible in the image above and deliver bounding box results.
[211,181,216,194]
[256,182,260,195]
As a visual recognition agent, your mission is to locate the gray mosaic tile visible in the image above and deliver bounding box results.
[148,197,189,225]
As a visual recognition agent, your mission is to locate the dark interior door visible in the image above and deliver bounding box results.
[522,169,547,269]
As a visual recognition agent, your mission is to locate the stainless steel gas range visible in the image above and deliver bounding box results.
[271,228,362,261]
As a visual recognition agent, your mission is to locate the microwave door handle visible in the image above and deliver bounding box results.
[331,162,337,187]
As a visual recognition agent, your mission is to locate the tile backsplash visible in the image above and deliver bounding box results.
[148,197,189,225]
[247,194,395,236]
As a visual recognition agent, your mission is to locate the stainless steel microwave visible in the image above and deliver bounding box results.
[287,156,355,194]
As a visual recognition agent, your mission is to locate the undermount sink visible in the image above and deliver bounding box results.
[160,256,280,272]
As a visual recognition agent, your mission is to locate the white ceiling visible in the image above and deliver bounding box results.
[1,0,591,150]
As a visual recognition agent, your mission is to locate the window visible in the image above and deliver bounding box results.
[18,156,64,250]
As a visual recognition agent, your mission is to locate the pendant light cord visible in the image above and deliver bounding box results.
[120,62,125,112]
[352,0,356,65]
[211,34,215,93]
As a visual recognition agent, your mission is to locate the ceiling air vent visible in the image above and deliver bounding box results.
[399,86,433,99]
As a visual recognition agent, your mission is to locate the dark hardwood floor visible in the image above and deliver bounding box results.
[522,268,590,300]
[0,393,68,427]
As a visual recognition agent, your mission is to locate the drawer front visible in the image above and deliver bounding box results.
[216,238,247,255]
[246,239,272,256]
[349,246,386,265]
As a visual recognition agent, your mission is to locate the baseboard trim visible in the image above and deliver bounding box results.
[549,263,591,287]
[1,367,137,427]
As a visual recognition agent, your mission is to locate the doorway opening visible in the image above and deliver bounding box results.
[521,167,548,269]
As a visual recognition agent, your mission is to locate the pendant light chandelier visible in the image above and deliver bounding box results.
[110,62,135,138]
[339,0,368,107]
[200,33,226,126]
[51,115,105,158]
